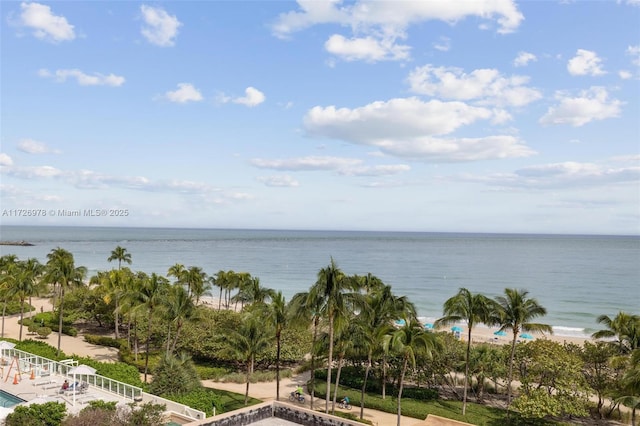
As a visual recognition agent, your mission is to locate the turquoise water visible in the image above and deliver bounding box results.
[1,226,638,338]
[0,389,24,407]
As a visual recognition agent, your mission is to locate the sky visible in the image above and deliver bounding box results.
[1,1,639,235]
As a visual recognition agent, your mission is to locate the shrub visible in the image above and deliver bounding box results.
[37,327,52,339]
[84,334,127,349]
[149,353,201,396]
[168,388,224,417]
[5,401,66,426]
[28,322,39,334]
[193,365,231,380]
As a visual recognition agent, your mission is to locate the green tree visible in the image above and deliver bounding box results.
[617,349,640,426]
[149,352,201,396]
[592,311,640,354]
[434,287,497,415]
[8,258,44,341]
[44,248,87,357]
[96,268,133,339]
[223,313,271,404]
[108,245,132,270]
[1,255,20,338]
[309,258,360,413]
[494,288,552,408]
[164,284,195,355]
[384,317,440,426]
[184,266,208,304]
[137,272,169,382]
[265,290,288,400]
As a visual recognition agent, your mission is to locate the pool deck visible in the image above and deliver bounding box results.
[0,371,133,415]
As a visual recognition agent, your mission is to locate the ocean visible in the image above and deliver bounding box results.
[1,226,638,339]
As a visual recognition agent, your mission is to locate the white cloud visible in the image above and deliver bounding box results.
[303,98,534,161]
[324,34,410,62]
[140,5,182,47]
[233,87,266,107]
[0,153,13,166]
[38,68,125,86]
[272,0,523,62]
[407,65,542,107]
[162,83,203,103]
[539,87,623,127]
[17,139,60,154]
[619,70,632,79]
[432,36,451,52]
[627,45,640,66]
[257,175,300,187]
[273,0,523,37]
[19,2,75,43]
[514,51,537,67]
[338,164,411,176]
[461,159,640,190]
[567,49,606,76]
[251,156,362,171]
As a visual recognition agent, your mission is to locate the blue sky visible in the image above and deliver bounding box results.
[1,1,639,235]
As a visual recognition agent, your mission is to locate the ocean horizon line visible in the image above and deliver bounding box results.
[1,224,638,239]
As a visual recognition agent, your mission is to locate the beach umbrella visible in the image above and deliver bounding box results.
[493,330,507,337]
[451,326,463,332]
[519,333,533,340]
[68,365,96,406]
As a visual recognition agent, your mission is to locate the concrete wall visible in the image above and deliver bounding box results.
[184,401,364,426]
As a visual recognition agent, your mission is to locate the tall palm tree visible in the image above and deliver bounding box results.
[223,313,271,405]
[8,259,44,341]
[165,284,195,355]
[434,288,497,415]
[0,255,19,338]
[184,266,208,303]
[309,258,357,413]
[592,311,640,354]
[494,288,552,408]
[98,267,133,339]
[265,291,288,400]
[107,246,132,270]
[385,317,440,426]
[44,248,86,357]
[137,272,169,382]
[289,288,325,409]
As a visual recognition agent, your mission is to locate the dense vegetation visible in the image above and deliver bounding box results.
[1,248,639,426]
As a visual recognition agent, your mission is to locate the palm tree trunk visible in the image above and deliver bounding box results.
[331,354,344,414]
[310,317,318,409]
[19,299,25,341]
[114,298,120,339]
[506,331,518,414]
[360,352,372,419]
[57,287,64,357]
[218,287,222,310]
[144,307,153,383]
[382,354,388,399]
[326,313,334,413]
[463,328,472,415]
[244,357,252,405]
[1,302,6,338]
[276,331,281,400]
[397,357,408,426]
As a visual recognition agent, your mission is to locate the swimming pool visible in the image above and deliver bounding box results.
[0,389,24,408]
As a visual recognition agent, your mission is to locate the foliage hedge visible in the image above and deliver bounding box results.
[1,301,34,316]
[314,366,438,400]
[4,401,66,426]
[21,313,78,337]
[84,334,127,349]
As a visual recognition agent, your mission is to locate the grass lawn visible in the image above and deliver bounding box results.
[312,383,565,426]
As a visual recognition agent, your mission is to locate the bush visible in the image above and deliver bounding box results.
[37,327,52,339]
[28,322,39,334]
[25,313,78,337]
[5,401,66,426]
[149,353,201,396]
[84,334,127,349]
[193,364,231,380]
[2,301,34,316]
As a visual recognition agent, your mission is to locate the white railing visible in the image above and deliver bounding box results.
[142,392,206,421]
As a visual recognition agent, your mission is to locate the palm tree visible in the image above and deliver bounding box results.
[98,267,133,339]
[44,248,87,357]
[265,291,288,400]
[354,284,414,418]
[167,263,186,286]
[494,288,552,408]
[385,317,440,426]
[289,288,325,409]
[184,266,208,304]
[309,258,357,413]
[616,349,640,426]
[434,288,497,415]
[8,259,44,341]
[137,272,169,382]
[223,313,271,404]
[592,311,640,354]
[107,246,132,270]
[165,284,195,355]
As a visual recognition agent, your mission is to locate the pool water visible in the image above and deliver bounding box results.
[0,389,24,407]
